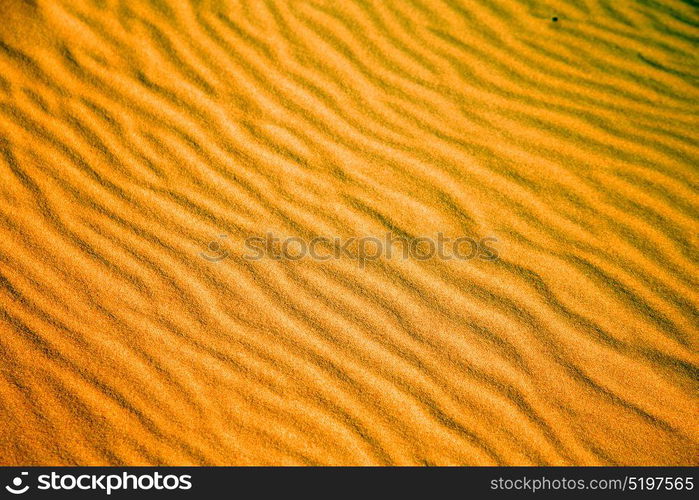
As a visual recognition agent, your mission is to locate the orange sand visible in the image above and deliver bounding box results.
[0,0,697,465]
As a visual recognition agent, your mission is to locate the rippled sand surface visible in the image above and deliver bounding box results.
[0,0,697,465]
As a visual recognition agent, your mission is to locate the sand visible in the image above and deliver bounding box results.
[0,0,697,465]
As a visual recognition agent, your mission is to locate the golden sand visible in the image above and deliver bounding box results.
[0,0,697,465]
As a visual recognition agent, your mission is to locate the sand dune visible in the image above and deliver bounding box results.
[0,0,697,465]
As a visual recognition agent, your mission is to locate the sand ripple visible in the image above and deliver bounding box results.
[0,0,697,465]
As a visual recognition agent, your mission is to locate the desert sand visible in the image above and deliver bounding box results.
[0,0,697,465]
